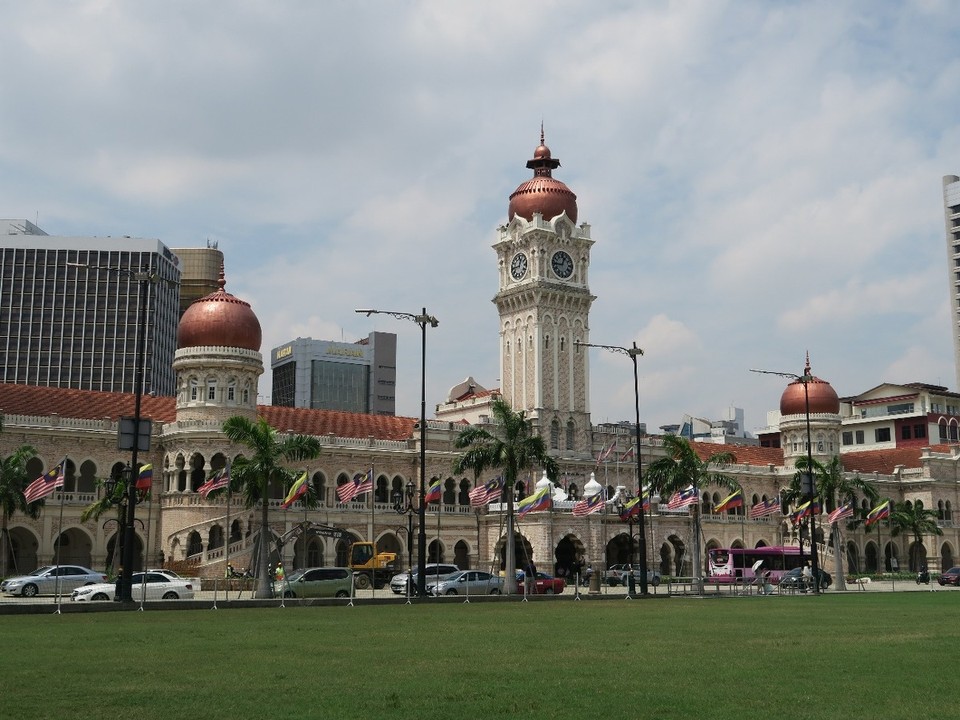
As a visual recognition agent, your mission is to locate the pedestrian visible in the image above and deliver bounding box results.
[275,561,285,583]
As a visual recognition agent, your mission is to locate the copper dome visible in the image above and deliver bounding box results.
[508,129,578,224]
[779,355,839,415]
[177,270,262,351]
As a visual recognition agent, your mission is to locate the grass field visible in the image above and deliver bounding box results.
[1,593,952,720]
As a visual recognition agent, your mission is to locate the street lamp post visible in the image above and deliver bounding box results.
[357,308,438,597]
[575,340,648,595]
[614,492,638,597]
[393,479,416,600]
[69,261,157,602]
[750,366,821,595]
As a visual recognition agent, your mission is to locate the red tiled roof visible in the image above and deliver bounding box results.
[688,441,784,467]
[839,444,955,474]
[0,383,177,422]
[0,383,417,442]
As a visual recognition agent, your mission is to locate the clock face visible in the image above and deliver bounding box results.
[551,251,574,279]
[510,252,528,280]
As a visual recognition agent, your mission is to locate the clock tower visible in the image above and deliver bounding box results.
[494,132,595,452]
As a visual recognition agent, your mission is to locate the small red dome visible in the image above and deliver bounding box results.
[779,356,839,415]
[177,271,262,351]
[508,131,578,224]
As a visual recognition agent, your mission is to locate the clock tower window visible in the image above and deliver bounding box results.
[550,420,560,449]
[566,420,575,450]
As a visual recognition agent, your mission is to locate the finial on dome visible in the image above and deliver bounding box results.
[804,350,811,378]
[218,262,226,291]
[540,120,544,146]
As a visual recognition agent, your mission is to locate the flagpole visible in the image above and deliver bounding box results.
[370,465,376,598]
[54,476,67,614]
[140,488,153,611]
[225,465,232,592]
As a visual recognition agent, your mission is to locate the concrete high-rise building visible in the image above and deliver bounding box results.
[942,175,960,390]
[0,220,181,396]
[270,333,397,414]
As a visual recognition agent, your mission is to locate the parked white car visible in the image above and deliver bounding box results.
[71,572,195,602]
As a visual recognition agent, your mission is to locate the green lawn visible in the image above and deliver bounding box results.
[1,593,953,720]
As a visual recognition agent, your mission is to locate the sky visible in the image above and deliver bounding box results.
[3,0,960,435]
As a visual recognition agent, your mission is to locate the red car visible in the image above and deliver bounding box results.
[938,566,960,586]
[518,571,565,595]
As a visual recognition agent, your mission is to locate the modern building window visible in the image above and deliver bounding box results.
[875,428,891,442]
[842,431,853,446]
[914,424,926,439]
[855,430,864,444]
[901,426,911,440]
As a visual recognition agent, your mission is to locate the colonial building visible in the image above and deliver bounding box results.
[2,145,960,586]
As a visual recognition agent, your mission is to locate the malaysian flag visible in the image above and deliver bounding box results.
[469,476,504,508]
[573,493,604,517]
[619,447,635,463]
[198,463,231,499]
[337,469,373,503]
[23,459,66,504]
[749,498,781,519]
[666,487,698,510]
[595,440,617,466]
[827,502,854,524]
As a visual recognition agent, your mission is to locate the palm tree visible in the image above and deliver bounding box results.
[80,469,131,576]
[221,416,321,598]
[889,499,942,572]
[785,455,878,590]
[0,443,40,576]
[452,398,558,594]
[645,435,738,591]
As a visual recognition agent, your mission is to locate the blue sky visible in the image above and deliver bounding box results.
[3,1,959,434]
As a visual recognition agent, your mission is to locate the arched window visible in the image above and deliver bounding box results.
[550,420,560,450]
[566,421,575,450]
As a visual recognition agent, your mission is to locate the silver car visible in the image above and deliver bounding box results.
[390,563,459,594]
[1,565,107,597]
[427,570,503,596]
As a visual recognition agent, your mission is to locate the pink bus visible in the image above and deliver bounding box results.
[707,546,806,583]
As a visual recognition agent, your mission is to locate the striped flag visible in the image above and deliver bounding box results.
[641,491,650,511]
[424,478,442,504]
[595,440,617,465]
[714,489,744,513]
[468,476,504,507]
[517,486,552,517]
[281,471,310,509]
[135,464,153,491]
[198,463,231,499]
[750,498,780,519]
[619,447,635,463]
[23,459,66,504]
[865,500,890,527]
[573,493,604,517]
[827,502,854,524]
[666,487,698,510]
[337,469,373,503]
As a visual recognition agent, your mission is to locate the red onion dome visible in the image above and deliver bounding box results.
[177,269,262,351]
[779,355,839,415]
[508,129,578,224]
